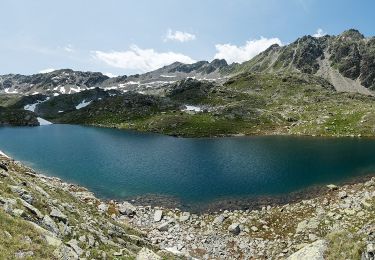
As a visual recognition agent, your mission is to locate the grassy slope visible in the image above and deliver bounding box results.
[0,209,56,259]
[53,72,375,138]
[0,156,163,259]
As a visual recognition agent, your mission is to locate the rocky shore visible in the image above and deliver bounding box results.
[1,151,375,259]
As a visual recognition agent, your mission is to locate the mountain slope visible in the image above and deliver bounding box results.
[230,29,375,95]
[1,29,374,97]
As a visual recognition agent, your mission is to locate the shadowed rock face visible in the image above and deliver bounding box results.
[166,78,216,103]
[0,107,39,126]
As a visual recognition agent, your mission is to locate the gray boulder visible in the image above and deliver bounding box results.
[136,247,161,260]
[287,240,327,260]
[153,209,163,222]
[228,223,241,235]
[118,202,136,217]
[50,207,68,223]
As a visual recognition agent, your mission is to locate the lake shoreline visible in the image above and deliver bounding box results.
[5,142,373,213]
[85,122,375,139]
[125,173,375,213]
[2,152,374,259]
[3,124,375,214]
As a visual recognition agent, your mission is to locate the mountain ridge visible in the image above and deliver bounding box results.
[1,29,374,96]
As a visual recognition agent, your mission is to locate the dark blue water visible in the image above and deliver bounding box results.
[1,125,375,204]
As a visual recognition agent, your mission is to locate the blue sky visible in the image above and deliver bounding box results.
[1,0,374,76]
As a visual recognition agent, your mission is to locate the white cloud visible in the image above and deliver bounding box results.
[213,37,282,64]
[165,29,196,42]
[312,28,327,38]
[103,72,117,78]
[39,68,56,73]
[92,45,196,72]
[63,44,75,52]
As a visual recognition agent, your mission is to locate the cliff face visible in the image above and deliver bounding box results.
[1,151,375,259]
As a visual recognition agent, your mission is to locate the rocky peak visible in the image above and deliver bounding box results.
[210,59,228,68]
[339,29,365,41]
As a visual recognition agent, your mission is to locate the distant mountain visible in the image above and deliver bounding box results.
[0,59,229,95]
[229,29,375,95]
[0,69,109,95]
[2,29,374,97]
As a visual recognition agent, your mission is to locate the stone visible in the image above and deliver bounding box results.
[136,247,161,260]
[23,236,32,245]
[4,231,12,239]
[362,243,375,260]
[361,199,372,209]
[98,203,108,213]
[0,163,8,171]
[58,222,72,236]
[118,202,137,217]
[53,244,78,260]
[87,234,96,247]
[251,226,259,232]
[33,185,50,198]
[20,199,43,219]
[12,208,24,217]
[7,185,34,204]
[338,191,348,199]
[179,212,190,222]
[153,209,163,222]
[212,214,226,225]
[296,220,308,233]
[296,218,319,233]
[67,239,84,256]
[78,235,86,243]
[228,223,241,235]
[50,207,68,223]
[287,240,327,260]
[14,251,34,258]
[157,221,174,232]
[45,235,63,247]
[165,246,184,256]
[327,184,338,191]
[28,221,63,247]
[42,215,59,235]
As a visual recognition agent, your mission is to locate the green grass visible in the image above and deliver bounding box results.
[325,230,365,260]
[0,209,56,259]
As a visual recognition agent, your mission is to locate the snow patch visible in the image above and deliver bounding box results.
[37,117,52,126]
[105,86,119,90]
[104,72,117,78]
[124,81,140,85]
[160,75,176,78]
[0,150,10,158]
[183,105,202,112]
[75,100,92,109]
[4,88,18,94]
[24,97,50,112]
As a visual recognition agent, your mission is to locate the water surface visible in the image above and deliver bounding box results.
[0,125,374,205]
